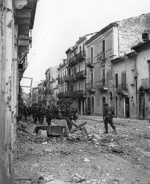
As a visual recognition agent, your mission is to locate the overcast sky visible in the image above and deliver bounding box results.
[22,0,150,90]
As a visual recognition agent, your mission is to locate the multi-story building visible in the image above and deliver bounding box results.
[85,13,150,115]
[30,87,38,104]
[132,31,150,119]
[57,60,68,98]
[111,52,137,118]
[44,66,58,107]
[0,0,38,181]
[38,82,45,107]
[65,36,88,114]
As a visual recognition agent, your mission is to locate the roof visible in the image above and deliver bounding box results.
[85,22,119,45]
[111,51,137,64]
[132,40,150,51]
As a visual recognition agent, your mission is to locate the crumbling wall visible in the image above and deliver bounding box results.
[118,13,150,56]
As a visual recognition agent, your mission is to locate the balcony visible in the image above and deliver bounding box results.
[64,75,69,82]
[86,82,96,92]
[74,90,86,98]
[57,92,65,99]
[58,77,63,84]
[95,79,113,91]
[141,78,150,90]
[86,58,94,68]
[69,74,76,81]
[116,83,128,96]
[65,91,76,98]
[68,56,77,66]
[44,89,52,95]
[76,51,86,62]
[99,51,106,63]
[95,80,108,91]
[75,70,86,80]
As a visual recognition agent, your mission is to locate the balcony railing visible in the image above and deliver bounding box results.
[95,79,113,90]
[141,78,150,89]
[76,51,86,61]
[86,82,96,92]
[74,90,86,98]
[75,70,86,80]
[69,74,75,81]
[58,77,64,84]
[95,80,108,91]
[57,92,65,98]
[116,83,128,95]
[44,89,52,95]
[64,75,69,82]
[86,58,94,68]
[68,56,77,66]
[65,91,76,98]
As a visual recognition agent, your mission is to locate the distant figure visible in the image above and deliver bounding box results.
[45,106,53,126]
[38,104,45,124]
[23,106,28,120]
[103,103,116,134]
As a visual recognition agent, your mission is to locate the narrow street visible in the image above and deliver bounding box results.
[15,116,150,184]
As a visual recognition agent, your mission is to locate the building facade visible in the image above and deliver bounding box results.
[111,52,137,118]
[64,37,87,114]
[44,66,58,108]
[132,37,150,119]
[85,13,150,116]
[0,0,37,183]
[57,60,68,98]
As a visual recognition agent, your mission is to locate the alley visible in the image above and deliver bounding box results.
[15,116,150,184]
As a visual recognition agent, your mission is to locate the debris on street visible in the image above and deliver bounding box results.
[15,116,150,184]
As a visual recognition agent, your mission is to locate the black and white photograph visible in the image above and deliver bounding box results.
[0,0,150,183]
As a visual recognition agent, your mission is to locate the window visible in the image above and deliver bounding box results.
[71,85,74,91]
[69,69,71,75]
[80,46,82,52]
[121,72,126,90]
[102,40,105,59]
[115,73,118,88]
[91,47,93,63]
[91,71,93,83]
[102,68,105,85]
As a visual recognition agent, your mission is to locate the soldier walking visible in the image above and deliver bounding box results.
[45,106,53,126]
[103,103,116,134]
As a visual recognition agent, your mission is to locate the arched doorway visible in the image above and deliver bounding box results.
[91,97,94,115]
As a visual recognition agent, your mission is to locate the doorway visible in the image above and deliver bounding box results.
[125,97,130,118]
[87,97,91,115]
[91,97,94,115]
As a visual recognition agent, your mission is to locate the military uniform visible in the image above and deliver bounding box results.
[103,104,116,133]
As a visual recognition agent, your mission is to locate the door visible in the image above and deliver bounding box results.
[139,88,145,119]
[125,97,130,118]
[87,97,91,115]
[91,97,94,115]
